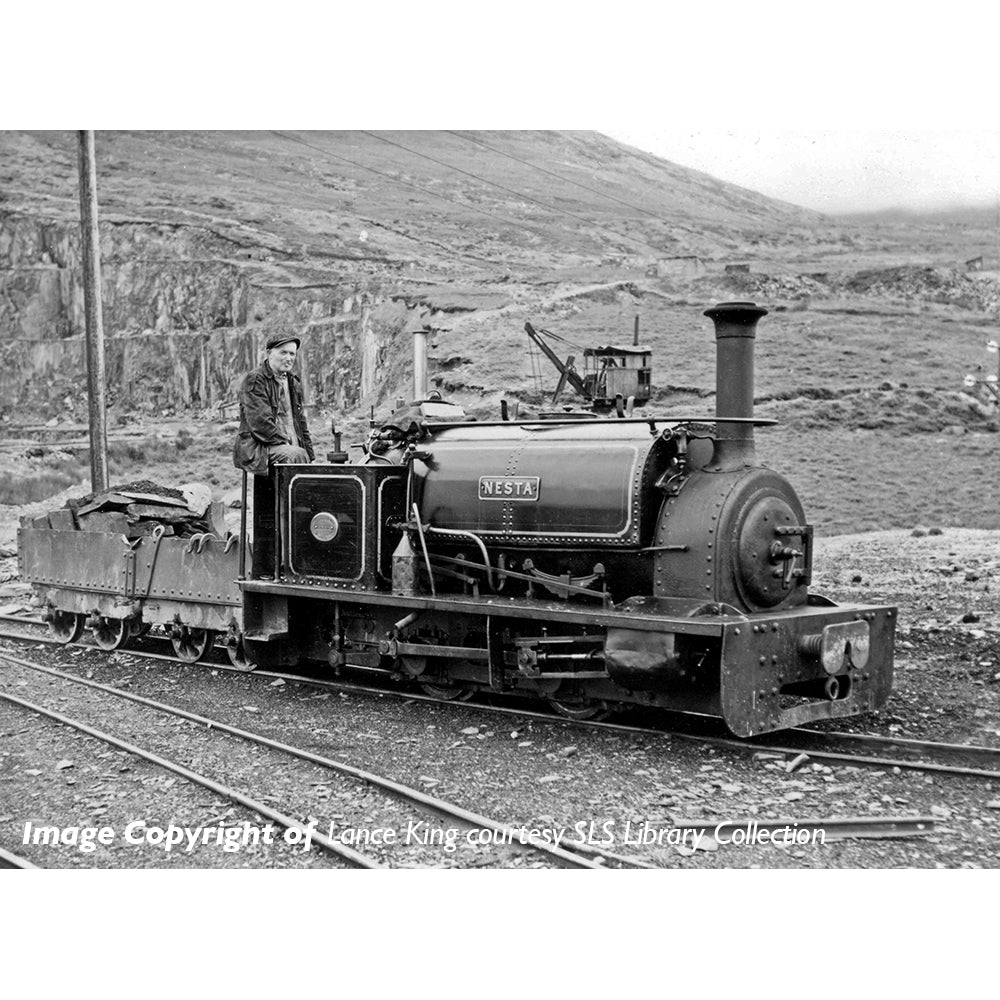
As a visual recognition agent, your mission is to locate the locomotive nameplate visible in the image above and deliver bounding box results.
[478,476,540,501]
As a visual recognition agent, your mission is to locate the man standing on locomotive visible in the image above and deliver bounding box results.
[233,334,315,473]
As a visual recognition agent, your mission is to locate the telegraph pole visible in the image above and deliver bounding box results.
[77,130,109,492]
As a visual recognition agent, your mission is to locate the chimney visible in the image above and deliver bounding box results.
[703,301,768,471]
[413,329,428,401]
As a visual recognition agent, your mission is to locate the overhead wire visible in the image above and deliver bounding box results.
[445,130,673,223]
[447,132,713,247]
[128,133,390,264]
[359,130,664,257]
[270,130,600,255]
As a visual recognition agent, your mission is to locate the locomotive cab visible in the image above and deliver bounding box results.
[582,344,652,407]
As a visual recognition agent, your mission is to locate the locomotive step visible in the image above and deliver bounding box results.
[243,629,289,643]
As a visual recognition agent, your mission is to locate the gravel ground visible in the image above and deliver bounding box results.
[2,527,999,869]
[0,648,564,868]
[813,529,1000,745]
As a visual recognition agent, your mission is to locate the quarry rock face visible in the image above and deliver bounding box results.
[0,209,419,420]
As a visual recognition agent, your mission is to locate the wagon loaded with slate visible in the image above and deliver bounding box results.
[18,480,247,665]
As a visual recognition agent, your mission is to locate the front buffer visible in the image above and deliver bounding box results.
[715,599,895,736]
[605,594,895,736]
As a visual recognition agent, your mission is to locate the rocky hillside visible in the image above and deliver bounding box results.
[1,130,825,272]
[1,131,998,433]
[0,130,842,422]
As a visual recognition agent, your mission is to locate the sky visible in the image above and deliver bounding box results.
[8,5,997,221]
[601,131,1000,216]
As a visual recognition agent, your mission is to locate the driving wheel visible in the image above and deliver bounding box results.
[548,697,610,721]
[419,682,475,701]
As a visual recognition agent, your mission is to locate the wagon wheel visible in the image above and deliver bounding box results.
[130,619,152,638]
[91,616,133,651]
[225,632,256,672]
[171,626,216,663]
[548,697,610,721]
[48,610,84,645]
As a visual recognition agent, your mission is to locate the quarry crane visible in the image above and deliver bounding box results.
[524,320,653,411]
[524,322,589,402]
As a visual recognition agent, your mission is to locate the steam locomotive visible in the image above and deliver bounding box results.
[19,302,895,736]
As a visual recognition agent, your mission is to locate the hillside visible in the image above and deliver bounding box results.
[1,130,826,274]
[0,129,844,421]
[1,130,998,534]
[838,203,1000,226]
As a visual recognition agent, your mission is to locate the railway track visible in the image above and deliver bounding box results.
[782,727,1000,776]
[0,844,39,869]
[2,687,372,868]
[0,648,612,869]
[2,613,998,784]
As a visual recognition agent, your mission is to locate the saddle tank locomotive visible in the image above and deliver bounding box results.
[237,301,895,735]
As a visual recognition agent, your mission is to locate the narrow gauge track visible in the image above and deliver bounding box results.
[0,649,607,869]
[3,615,999,783]
[0,844,39,869]
[784,727,1000,775]
[2,687,370,867]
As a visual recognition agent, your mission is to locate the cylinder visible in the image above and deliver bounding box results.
[704,301,768,471]
[413,330,428,401]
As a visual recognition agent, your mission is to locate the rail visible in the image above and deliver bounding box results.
[0,649,603,869]
[3,615,996,783]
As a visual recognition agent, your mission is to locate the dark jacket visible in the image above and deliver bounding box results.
[232,361,315,474]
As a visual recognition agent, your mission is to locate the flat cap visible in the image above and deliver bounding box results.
[265,334,301,351]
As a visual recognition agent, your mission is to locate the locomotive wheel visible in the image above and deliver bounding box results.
[404,645,474,700]
[171,626,216,663]
[91,616,132,651]
[49,610,84,645]
[225,633,256,672]
[548,697,610,722]
[419,682,475,701]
